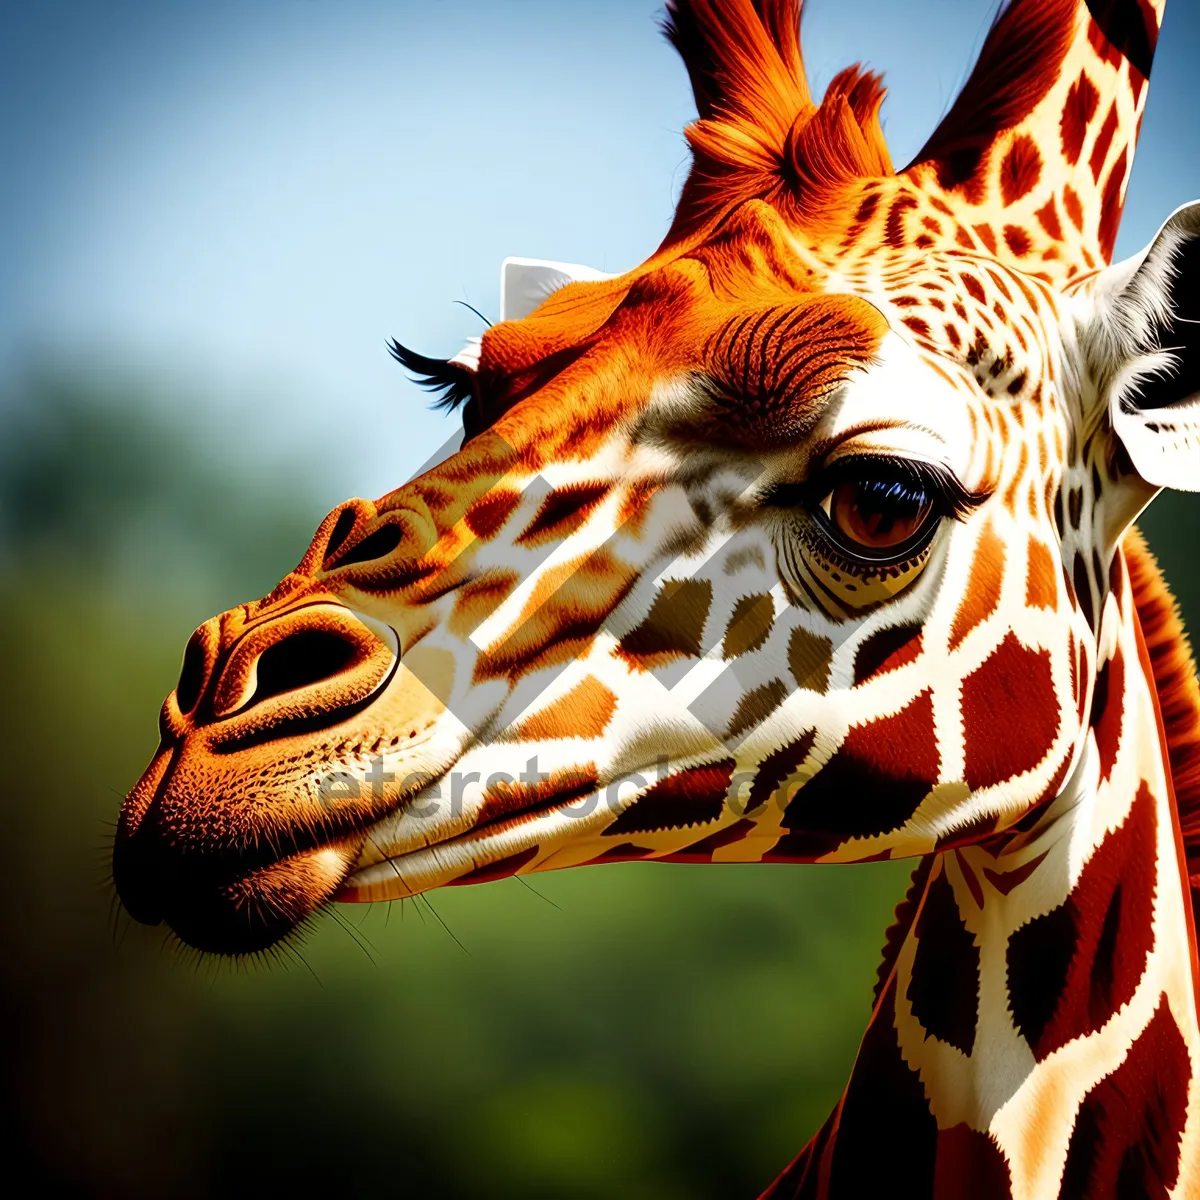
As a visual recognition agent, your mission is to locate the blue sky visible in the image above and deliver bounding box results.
[3,0,1199,511]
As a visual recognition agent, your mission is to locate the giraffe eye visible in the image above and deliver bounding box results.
[821,474,936,554]
[765,457,984,613]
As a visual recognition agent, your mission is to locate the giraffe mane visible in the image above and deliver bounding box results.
[872,854,934,1005]
[1123,526,1200,941]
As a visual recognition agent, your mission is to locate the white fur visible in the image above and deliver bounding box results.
[1074,201,1200,491]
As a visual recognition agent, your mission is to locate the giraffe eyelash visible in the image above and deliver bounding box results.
[387,339,476,412]
[762,455,986,524]
[764,455,987,581]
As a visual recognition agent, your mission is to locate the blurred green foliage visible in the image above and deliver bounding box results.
[1,366,1195,1197]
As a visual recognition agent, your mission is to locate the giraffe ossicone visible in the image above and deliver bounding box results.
[113,1,1200,1195]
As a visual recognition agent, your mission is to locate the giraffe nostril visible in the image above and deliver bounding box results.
[321,506,360,567]
[175,629,207,714]
[249,629,360,707]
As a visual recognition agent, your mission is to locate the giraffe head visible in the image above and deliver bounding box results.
[114,0,1200,954]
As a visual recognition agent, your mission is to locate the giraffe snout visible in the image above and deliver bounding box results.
[113,599,406,954]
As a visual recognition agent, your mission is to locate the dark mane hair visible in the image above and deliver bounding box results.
[1124,527,1200,954]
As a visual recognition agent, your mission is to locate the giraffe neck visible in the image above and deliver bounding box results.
[767,547,1200,1199]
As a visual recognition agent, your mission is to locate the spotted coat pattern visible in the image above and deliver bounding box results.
[114,2,1200,1196]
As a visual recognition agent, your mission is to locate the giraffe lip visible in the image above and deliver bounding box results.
[350,777,593,878]
[337,758,671,900]
[335,797,585,901]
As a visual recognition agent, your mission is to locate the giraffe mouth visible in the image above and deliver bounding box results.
[113,813,370,956]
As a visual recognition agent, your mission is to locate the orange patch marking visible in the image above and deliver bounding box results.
[1025,538,1058,610]
[1034,197,1063,241]
[616,479,659,538]
[1060,71,1099,166]
[723,593,775,659]
[474,548,638,682]
[962,274,986,304]
[618,578,713,671]
[973,224,998,254]
[999,134,1042,205]
[465,489,523,540]
[789,626,834,693]
[1063,185,1084,232]
[516,482,610,547]
[1089,101,1120,183]
[476,765,599,829]
[506,675,618,742]
[666,818,758,861]
[986,269,1013,302]
[949,520,1006,652]
[1098,152,1129,264]
[1002,443,1029,512]
[1003,224,1032,257]
[962,633,1060,790]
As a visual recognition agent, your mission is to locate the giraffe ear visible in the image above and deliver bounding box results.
[1085,202,1200,492]
[499,257,613,323]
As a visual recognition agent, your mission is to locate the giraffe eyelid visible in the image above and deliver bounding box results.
[808,416,951,465]
[762,453,986,523]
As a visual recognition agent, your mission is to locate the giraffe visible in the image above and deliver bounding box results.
[112,0,1200,1194]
